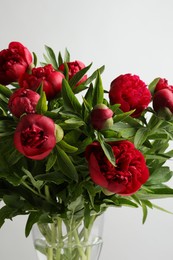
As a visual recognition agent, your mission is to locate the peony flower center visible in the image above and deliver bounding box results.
[21,124,48,148]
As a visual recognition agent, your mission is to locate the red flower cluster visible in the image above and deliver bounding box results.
[19,64,64,100]
[109,74,151,118]
[0,42,87,160]
[85,141,149,196]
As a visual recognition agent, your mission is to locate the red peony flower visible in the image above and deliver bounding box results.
[14,114,56,160]
[154,78,170,92]
[0,42,32,85]
[109,74,151,118]
[8,88,40,118]
[85,140,149,195]
[153,88,173,120]
[90,104,113,130]
[58,60,87,86]
[19,64,64,100]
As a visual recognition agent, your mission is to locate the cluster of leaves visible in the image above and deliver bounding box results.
[0,46,173,236]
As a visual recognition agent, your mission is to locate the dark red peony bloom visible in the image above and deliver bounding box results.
[90,104,113,130]
[14,114,56,160]
[85,140,149,195]
[109,74,151,118]
[19,64,64,100]
[8,88,40,118]
[153,88,173,120]
[58,60,87,86]
[0,42,32,85]
[154,78,171,92]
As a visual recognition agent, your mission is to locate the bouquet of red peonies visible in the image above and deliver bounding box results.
[0,41,173,259]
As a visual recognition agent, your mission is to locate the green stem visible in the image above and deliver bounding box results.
[73,227,87,260]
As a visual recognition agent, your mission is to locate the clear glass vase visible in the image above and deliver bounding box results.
[32,214,104,260]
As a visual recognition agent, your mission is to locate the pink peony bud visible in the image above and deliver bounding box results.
[8,88,40,118]
[90,104,113,130]
[153,88,173,120]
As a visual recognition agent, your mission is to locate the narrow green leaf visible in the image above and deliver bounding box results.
[58,140,78,153]
[62,79,82,114]
[152,203,173,214]
[134,127,149,148]
[92,71,104,106]
[141,202,148,224]
[32,52,37,67]
[58,51,63,66]
[36,88,48,114]
[84,84,94,107]
[46,153,57,172]
[69,63,92,89]
[148,77,160,95]
[84,65,105,85]
[146,166,173,185]
[25,212,40,237]
[36,172,64,184]
[98,134,116,167]
[64,48,70,62]
[0,84,12,98]
[56,146,78,181]
[44,45,58,70]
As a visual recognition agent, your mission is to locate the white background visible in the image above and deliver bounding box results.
[1,0,173,259]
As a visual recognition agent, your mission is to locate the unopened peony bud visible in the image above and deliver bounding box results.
[90,104,113,130]
[153,88,173,120]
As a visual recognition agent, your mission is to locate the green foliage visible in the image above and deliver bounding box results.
[0,46,173,237]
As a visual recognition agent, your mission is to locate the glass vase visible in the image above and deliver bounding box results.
[32,214,104,260]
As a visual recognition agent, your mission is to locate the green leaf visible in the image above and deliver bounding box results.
[84,84,94,107]
[141,201,148,224]
[32,52,37,67]
[58,140,78,153]
[98,134,116,167]
[56,146,78,181]
[84,65,105,85]
[36,172,64,184]
[134,127,149,148]
[113,109,136,123]
[22,167,43,190]
[25,212,40,237]
[44,45,58,70]
[148,77,160,95]
[92,71,104,106]
[62,79,82,114]
[0,84,13,98]
[0,206,15,228]
[64,48,70,63]
[69,63,92,89]
[146,166,173,185]
[36,88,48,114]
[58,51,63,66]
[46,153,57,172]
